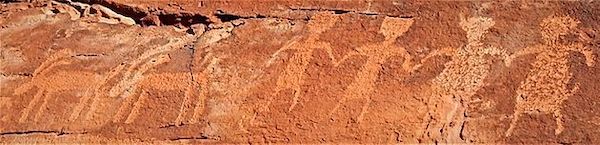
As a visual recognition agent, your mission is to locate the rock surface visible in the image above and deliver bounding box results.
[1,0,600,144]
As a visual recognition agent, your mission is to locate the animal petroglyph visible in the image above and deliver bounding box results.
[109,22,235,124]
[505,15,596,137]
[79,37,190,123]
[107,38,189,101]
[111,54,172,123]
[422,15,509,142]
[68,62,126,122]
[14,49,109,123]
[267,12,341,112]
[328,17,415,122]
[115,72,198,124]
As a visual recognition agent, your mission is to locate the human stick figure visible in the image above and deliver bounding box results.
[328,16,416,122]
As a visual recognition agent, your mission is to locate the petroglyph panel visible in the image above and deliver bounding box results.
[1,1,600,144]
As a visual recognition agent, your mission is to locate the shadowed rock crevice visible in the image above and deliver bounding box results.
[0,130,87,136]
[289,7,415,18]
[60,0,212,27]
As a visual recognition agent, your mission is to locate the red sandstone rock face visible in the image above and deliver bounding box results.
[1,0,600,144]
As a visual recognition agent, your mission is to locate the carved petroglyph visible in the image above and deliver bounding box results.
[108,38,189,100]
[187,23,238,124]
[505,15,595,137]
[116,71,208,124]
[68,63,126,122]
[14,49,110,123]
[267,12,341,112]
[109,23,233,124]
[111,54,171,123]
[422,15,509,142]
[328,17,416,122]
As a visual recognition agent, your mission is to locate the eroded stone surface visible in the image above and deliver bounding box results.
[1,0,600,144]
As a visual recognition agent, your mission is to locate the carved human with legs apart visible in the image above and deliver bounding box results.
[328,16,416,122]
[505,15,595,137]
[421,15,509,143]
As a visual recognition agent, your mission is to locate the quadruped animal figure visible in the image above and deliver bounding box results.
[14,49,116,123]
[505,15,595,137]
[266,12,342,112]
[106,37,191,124]
[108,22,236,125]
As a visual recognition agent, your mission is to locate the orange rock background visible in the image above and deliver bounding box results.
[1,0,600,144]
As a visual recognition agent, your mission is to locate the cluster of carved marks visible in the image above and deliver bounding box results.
[505,15,595,137]
[111,54,172,123]
[113,72,206,124]
[106,23,233,125]
[14,49,107,123]
[329,17,415,122]
[68,62,126,122]
[10,35,193,124]
[267,12,340,112]
[81,40,182,123]
[108,38,187,100]
[423,15,508,142]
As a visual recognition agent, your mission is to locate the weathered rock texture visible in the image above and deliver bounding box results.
[1,0,600,144]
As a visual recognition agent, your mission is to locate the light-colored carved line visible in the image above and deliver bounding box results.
[18,90,44,123]
[356,96,372,122]
[14,56,73,96]
[32,49,73,76]
[189,90,206,124]
[329,16,414,121]
[67,90,92,122]
[84,64,128,120]
[554,109,565,135]
[113,55,171,123]
[14,49,74,123]
[265,36,302,67]
[69,63,127,122]
[505,93,523,137]
[112,91,137,123]
[174,75,199,125]
[124,90,149,124]
[32,91,52,122]
[109,38,185,98]
[277,51,311,112]
[328,56,381,120]
[263,13,340,114]
[189,77,208,124]
[190,58,218,124]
